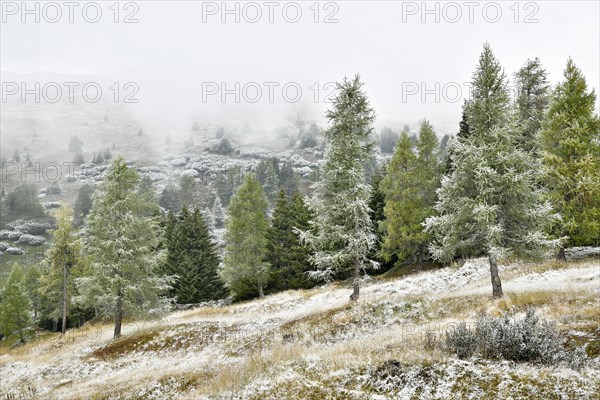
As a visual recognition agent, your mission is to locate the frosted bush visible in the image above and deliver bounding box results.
[42,202,62,210]
[0,242,8,251]
[445,322,477,359]
[180,169,199,178]
[0,230,23,240]
[7,219,53,234]
[17,234,47,246]
[6,247,24,255]
[565,246,600,260]
[170,157,188,167]
[446,310,588,369]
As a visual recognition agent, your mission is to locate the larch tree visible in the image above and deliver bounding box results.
[298,75,378,301]
[0,264,31,342]
[381,120,440,265]
[514,58,550,152]
[540,58,600,253]
[76,158,170,338]
[41,205,80,334]
[221,175,270,300]
[424,44,559,298]
[23,263,42,320]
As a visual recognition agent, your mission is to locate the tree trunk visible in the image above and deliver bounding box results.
[350,256,360,301]
[61,261,68,335]
[17,315,24,343]
[114,293,123,339]
[556,247,566,261]
[488,256,503,298]
[258,279,264,298]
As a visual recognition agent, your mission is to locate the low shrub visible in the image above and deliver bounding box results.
[445,309,588,369]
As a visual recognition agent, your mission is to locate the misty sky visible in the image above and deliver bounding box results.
[1,1,599,134]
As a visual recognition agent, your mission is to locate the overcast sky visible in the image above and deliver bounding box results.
[1,1,599,134]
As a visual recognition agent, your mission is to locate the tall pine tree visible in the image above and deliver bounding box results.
[424,44,558,298]
[298,75,377,301]
[0,264,31,342]
[514,58,550,152]
[367,166,388,271]
[221,175,270,300]
[266,189,314,292]
[540,58,600,252]
[76,158,170,338]
[381,120,440,265]
[41,205,80,334]
[164,206,226,303]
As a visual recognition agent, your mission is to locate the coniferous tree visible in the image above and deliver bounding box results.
[266,189,314,292]
[23,263,42,320]
[439,134,450,157]
[73,152,85,165]
[298,75,377,301]
[425,44,559,298]
[163,206,226,303]
[139,176,157,205]
[379,127,400,153]
[256,158,280,204]
[278,161,300,196]
[540,58,600,251]
[221,175,270,300]
[416,120,441,209]
[381,120,440,265]
[202,207,216,232]
[380,133,419,263]
[75,158,170,338]
[216,165,244,206]
[4,183,45,223]
[365,166,392,273]
[514,58,550,152]
[159,185,182,213]
[179,175,197,206]
[74,184,95,220]
[68,136,83,153]
[0,264,31,342]
[212,196,226,228]
[40,205,80,334]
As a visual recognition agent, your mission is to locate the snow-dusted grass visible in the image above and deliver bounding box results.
[1,258,598,399]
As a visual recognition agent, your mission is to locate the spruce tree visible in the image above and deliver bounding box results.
[0,264,31,342]
[76,158,170,338]
[367,166,387,269]
[164,206,226,303]
[221,175,270,300]
[266,189,314,292]
[298,75,377,301]
[425,44,558,298]
[40,205,80,334]
[514,58,550,152]
[540,58,600,251]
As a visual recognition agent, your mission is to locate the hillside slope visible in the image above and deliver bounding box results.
[1,258,599,399]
